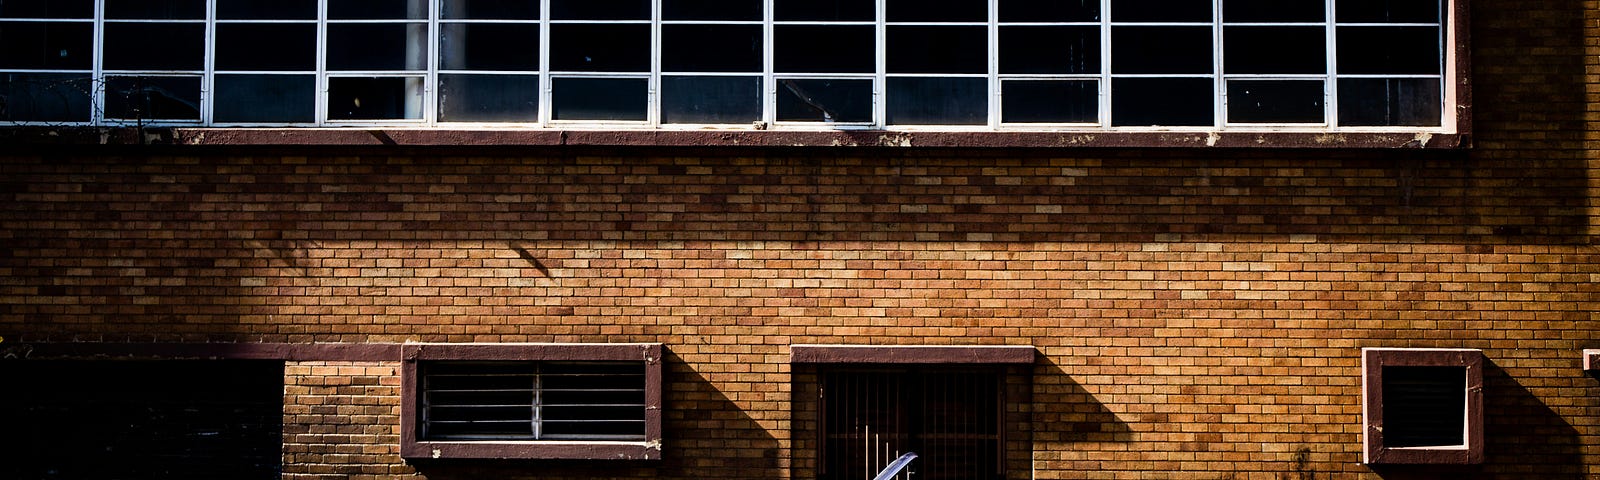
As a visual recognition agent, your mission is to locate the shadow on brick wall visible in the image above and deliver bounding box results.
[1029,355,1131,445]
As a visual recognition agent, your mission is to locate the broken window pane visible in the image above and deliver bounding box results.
[0,73,92,122]
[217,0,317,19]
[0,22,93,70]
[0,0,93,18]
[551,0,650,20]
[1227,80,1324,123]
[439,74,539,122]
[441,23,539,71]
[775,0,874,21]
[1337,27,1441,75]
[102,23,204,70]
[328,0,427,19]
[775,26,875,73]
[887,77,986,125]
[1112,26,1213,74]
[1002,80,1097,123]
[326,23,428,71]
[104,0,204,19]
[663,0,761,21]
[1224,0,1324,22]
[662,24,762,73]
[1336,0,1440,23]
[104,75,201,121]
[551,77,648,121]
[1000,26,1098,75]
[441,0,540,19]
[1224,26,1325,74]
[216,24,316,71]
[327,76,424,120]
[662,76,762,124]
[888,26,987,74]
[550,24,650,72]
[887,0,985,22]
[1110,0,1210,22]
[776,79,872,123]
[1112,77,1213,126]
[1337,77,1440,126]
[213,74,316,123]
[999,0,1098,22]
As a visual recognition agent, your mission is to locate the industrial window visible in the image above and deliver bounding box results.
[1361,348,1484,465]
[399,343,663,460]
[0,360,284,480]
[822,368,1004,480]
[0,0,1459,132]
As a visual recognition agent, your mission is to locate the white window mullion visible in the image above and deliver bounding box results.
[202,0,216,126]
[315,0,328,126]
[539,0,552,125]
[91,0,105,126]
[426,0,439,126]
[874,0,886,128]
[1326,0,1339,128]
[762,0,775,126]
[1212,0,1223,129]
[649,0,662,127]
[987,0,999,128]
[1099,0,1111,128]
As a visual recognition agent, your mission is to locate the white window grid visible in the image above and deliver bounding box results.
[0,0,1455,132]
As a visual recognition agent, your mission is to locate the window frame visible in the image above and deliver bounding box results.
[0,0,1468,140]
[1360,347,1484,465]
[399,343,664,460]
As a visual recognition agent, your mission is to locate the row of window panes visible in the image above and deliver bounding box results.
[0,0,1447,128]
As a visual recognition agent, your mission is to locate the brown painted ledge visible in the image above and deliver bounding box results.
[790,344,1036,364]
[0,126,1468,149]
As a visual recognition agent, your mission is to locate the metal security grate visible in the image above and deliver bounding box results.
[1382,366,1467,448]
[822,369,1002,480]
[421,361,647,441]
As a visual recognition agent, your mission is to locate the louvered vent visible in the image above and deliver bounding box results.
[421,361,646,441]
[1382,366,1467,448]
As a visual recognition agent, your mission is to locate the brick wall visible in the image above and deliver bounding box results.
[4,0,1600,478]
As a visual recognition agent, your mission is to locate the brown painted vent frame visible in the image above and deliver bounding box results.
[1361,347,1484,465]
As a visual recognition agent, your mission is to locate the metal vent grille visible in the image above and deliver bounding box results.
[421,361,647,441]
[822,369,1002,480]
[1382,366,1467,448]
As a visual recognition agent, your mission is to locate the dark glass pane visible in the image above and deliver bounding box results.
[888,26,986,74]
[1336,26,1440,74]
[1227,80,1323,123]
[1382,366,1466,448]
[1337,77,1440,126]
[775,0,874,21]
[441,0,540,19]
[999,0,1098,22]
[1112,77,1213,126]
[0,0,93,19]
[552,77,648,120]
[1224,26,1325,74]
[775,25,876,73]
[1336,0,1440,23]
[1224,0,1324,22]
[327,76,423,120]
[777,78,872,122]
[550,24,649,72]
[663,76,762,124]
[0,22,92,70]
[551,0,649,20]
[105,0,204,19]
[663,25,762,72]
[439,74,539,122]
[0,73,91,122]
[888,0,985,22]
[327,24,428,71]
[214,74,316,123]
[887,77,986,125]
[664,0,762,20]
[1111,0,1210,22]
[1111,26,1212,74]
[441,23,539,70]
[217,24,316,71]
[328,0,426,19]
[218,0,317,19]
[1000,26,1098,75]
[103,23,204,70]
[1002,80,1096,123]
[104,76,201,120]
